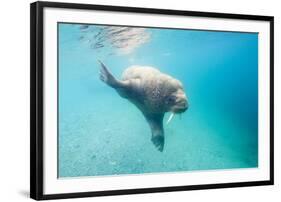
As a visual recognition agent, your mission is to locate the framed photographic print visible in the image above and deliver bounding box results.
[30,1,274,200]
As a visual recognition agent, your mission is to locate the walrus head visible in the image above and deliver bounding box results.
[166,87,188,113]
[161,78,189,124]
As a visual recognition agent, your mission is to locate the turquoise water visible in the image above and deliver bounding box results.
[58,23,258,178]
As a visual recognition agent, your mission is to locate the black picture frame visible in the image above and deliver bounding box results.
[30,1,274,200]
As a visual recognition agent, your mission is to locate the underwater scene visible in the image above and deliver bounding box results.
[58,23,258,178]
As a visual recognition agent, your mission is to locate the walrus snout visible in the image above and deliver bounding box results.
[171,93,189,113]
[172,104,188,113]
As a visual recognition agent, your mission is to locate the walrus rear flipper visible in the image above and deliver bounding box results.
[98,60,119,88]
[145,113,165,152]
[98,60,129,90]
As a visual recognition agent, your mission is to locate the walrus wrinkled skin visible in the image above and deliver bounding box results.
[99,61,188,152]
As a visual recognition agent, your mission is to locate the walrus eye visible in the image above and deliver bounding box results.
[166,96,176,104]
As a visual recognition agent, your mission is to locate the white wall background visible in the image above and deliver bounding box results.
[0,0,279,201]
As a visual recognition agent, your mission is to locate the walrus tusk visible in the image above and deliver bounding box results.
[166,113,175,124]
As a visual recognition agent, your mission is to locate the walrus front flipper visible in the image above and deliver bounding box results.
[145,113,165,152]
[98,60,129,89]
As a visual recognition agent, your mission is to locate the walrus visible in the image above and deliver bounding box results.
[98,61,189,152]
